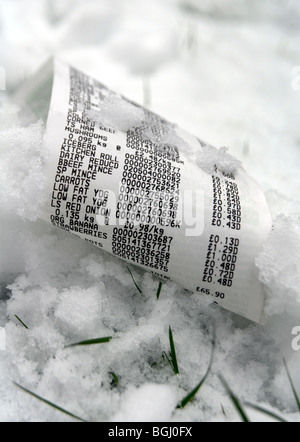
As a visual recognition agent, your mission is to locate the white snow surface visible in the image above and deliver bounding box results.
[0,0,300,422]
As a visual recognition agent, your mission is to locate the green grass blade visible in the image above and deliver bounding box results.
[66,336,112,348]
[127,266,143,294]
[109,371,119,386]
[169,326,179,375]
[219,376,250,422]
[156,281,163,300]
[176,373,208,409]
[176,328,216,409]
[283,358,300,411]
[245,402,288,422]
[14,382,87,422]
[209,322,216,368]
[221,403,226,416]
[15,315,29,329]
[162,351,173,366]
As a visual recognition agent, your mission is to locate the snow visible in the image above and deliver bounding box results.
[86,94,146,133]
[0,0,300,422]
[111,384,178,422]
[256,215,300,318]
[194,145,241,176]
[0,117,46,221]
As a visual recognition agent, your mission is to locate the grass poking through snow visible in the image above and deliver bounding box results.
[168,326,179,375]
[127,266,143,295]
[245,402,288,422]
[163,326,179,375]
[109,371,119,388]
[65,336,112,348]
[14,315,28,329]
[219,376,250,422]
[11,306,299,422]
[14,382,87,422]
[176,327,215,409]
[156,281,163,300]
[283,358,300,412]
[176,375,208,410]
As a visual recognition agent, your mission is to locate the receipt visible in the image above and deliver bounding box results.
[14,59,272,323]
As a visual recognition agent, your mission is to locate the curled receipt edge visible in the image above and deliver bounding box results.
[13,58,272,324]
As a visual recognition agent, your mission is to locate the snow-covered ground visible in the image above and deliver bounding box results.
[0,0,300,422]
